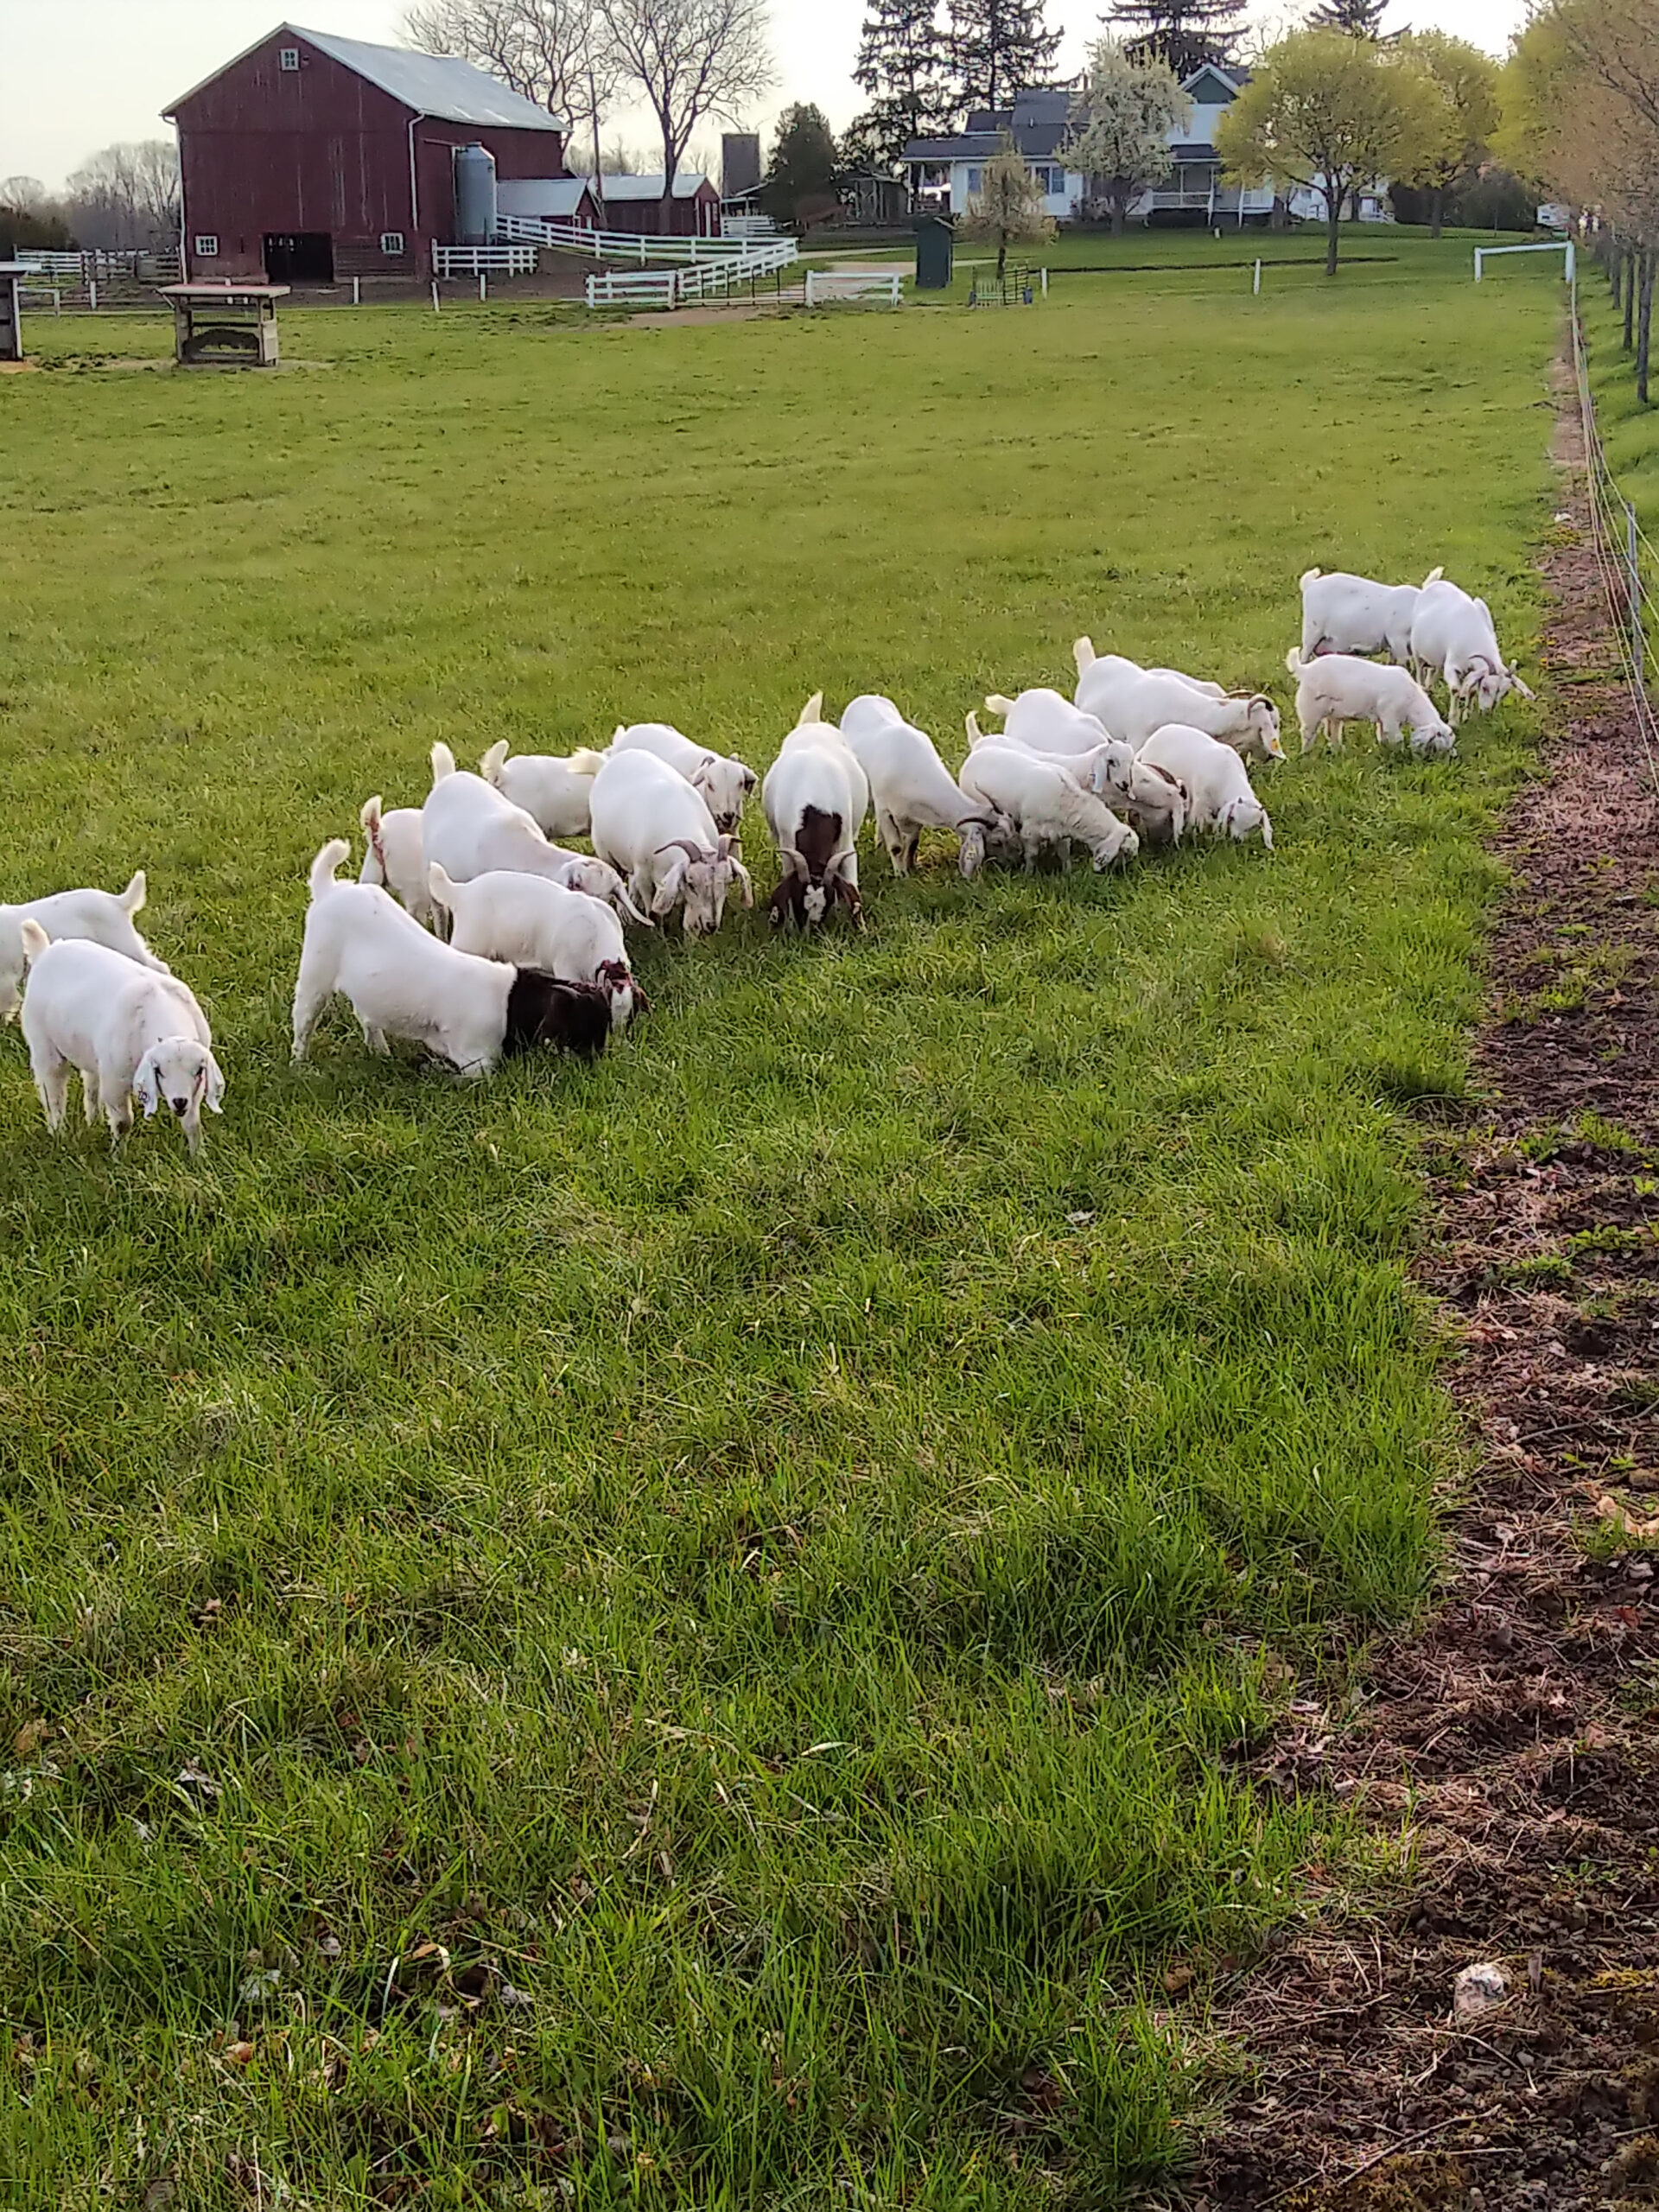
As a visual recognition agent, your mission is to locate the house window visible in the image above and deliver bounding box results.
[279,46,301,70]
[194,235,219,257]
[1030,165,1063,195]
[966,166,982,194]
[380,231,405,255]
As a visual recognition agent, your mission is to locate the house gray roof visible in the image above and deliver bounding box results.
[1169,143,1224,162]
[597,173,715,200]
[906,85,1077,165]
[166,22,568,129]
[906,132,1003,162]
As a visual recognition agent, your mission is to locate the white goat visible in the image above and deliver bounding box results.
[588,748,753,936]
[293,841,610,1074]
[1137,724,1274,848]
[1122,757,1189,847]
[981,690,1136,799]
[967,710,1135,807]
[1071,639,1229,698]
[1,871,167,1022]
[840,694,1014,878]
[1073,648,1286,761]
[429,865,645,1030]
[761,735,864,928]
[1300,565,1442,664]
[1284,647,1456,758]
[480,741,605,840]
[18,925,222,1155]
[607,721,757,837]
[779,694,872,824]
[1408,577,1534,723]
[422,743,646,926]
[359,797,436,928]
[958,743,1140,872]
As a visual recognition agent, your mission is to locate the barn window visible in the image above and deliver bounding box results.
[279,46,301,70]
[194,235,219,257]
[380,231,405,255]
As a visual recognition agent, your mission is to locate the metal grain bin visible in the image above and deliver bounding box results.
[915,217,952,291]
[454,143,499,245]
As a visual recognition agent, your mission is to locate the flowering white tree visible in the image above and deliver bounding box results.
[1061,35,1191,234]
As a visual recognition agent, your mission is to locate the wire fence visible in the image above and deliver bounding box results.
[1570,267,1659,789]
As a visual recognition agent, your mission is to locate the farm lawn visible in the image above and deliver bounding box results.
[0,247,1557,2208]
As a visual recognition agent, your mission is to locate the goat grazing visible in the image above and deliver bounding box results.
[588,748,753,936]
[423,743,647,926]
[359,796,436,928]
[958,742,1140,872]
[1284,647,1456,757]
[480,741,605,840]
[981,690,1136,799]
[1074,650,1285,761]
[608,721,757,838]
[293,840,609,1075]
[1071,638,1229,698]
[1,871,168,1022]
[429,866,646,1030]
[1136,724,1273,847]
[761,737,863,928]
[1408,576,1534,722]
[1300,565,1442,664]
[840,694,1014,878]
[18,925,222,1154]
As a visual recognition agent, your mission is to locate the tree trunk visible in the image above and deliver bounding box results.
[589,68,606,227]
[1611,244,1623,312]
[1430,185,1444,240]
[1325,199,1340,277]
[1111,196,1126,236]
[1639,250,1655,406]
[996,235,1007,281]
[1625,247,1637,351]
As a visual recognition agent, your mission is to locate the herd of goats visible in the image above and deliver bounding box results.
[1,563,1532,1160]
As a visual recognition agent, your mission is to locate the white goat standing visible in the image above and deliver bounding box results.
[607,721,757,837]
[480,741,606,840]
[422,744,646,926]
[1300,565,1442,664]
[958,743,1140,872]
[840,694,1014,878]
[359,797,436,928]
[761,728,864,929]
[1408,577,1534,722]
[980,690,1136,800]
[1071,638,1229,697]
[1073,646,1285,761]
[588,748,753,936]
[429,865,645,1029]
[1136,724,1274,847]
[1284,648,1456,758]
[0,871,168,1022]
[18,925,223,1154]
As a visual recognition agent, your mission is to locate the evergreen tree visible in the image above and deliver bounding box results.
[760,103,841,229]
[1307,0,1387,35]
[848,0,954,169]
[948,0,1061,111]
[1102,1,1247,79]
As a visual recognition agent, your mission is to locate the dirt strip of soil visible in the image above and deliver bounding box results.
[1174,372,1659,2210]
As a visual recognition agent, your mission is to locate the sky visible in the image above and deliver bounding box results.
[2,0,1529,193]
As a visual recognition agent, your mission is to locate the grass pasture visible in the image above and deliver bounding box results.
[0,248,1558,2207]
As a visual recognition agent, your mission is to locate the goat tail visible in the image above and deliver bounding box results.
[308,838,351,902]
[964,710,984,746]
[797,690,823,725]
[119,868,147,916]
[359,795,388,879]
[480,740,510,783]
[984,694,1016,716]
[1422,563,1445,588]
[1300,567,1322,588]
[1071,636,1096,676]
[427,862,459,908]
[19,918,50,969]
[1284,645,1306,676]
[568,747,606,777]
[429,741,457,786]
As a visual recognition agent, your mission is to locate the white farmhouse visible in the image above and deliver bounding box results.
[906,89,1084,223]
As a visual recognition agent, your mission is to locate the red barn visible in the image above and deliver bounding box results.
[165,22,570,283]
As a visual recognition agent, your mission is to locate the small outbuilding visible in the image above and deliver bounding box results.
[165,22,574,283]
[597,174,723,238]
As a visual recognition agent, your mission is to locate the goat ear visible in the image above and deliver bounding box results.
[731,860,754,909]
[740,764,757,793]
[203,1052,226,1114]
[651,855,688,917]
[134,1050,162,1117]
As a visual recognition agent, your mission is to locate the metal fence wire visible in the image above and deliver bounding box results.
[1570,271,1659,789]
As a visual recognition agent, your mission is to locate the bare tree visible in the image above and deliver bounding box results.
[598,0,773,227]
[404,0,620,211]
[0,176,48,212]
[63,140,181,251]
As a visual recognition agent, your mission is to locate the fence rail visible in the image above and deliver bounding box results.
[497,212,796,276]
[432,244,537,277]
[1571,270,1659,786]
[804,269,902,306]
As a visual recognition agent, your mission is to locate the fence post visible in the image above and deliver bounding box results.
[480,271,487,303]
[1630,500,1646,710]
[586,272,596,308]
[1040,266,1048,297]
[353,276,361,306]
[1253,257,1262,296]
[1474,249,1484,283]
[431,280,441,314]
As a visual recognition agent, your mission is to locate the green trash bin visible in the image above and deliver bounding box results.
[915,217,953,291]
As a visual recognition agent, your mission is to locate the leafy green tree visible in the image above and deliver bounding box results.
[1061,37,1191,233]
[1217,29,1445,276]
[760,103,840,230]
[960,133,1057,275]
[848,0,953,171]
[947,0,1059,111]
[1400,29,1500,237]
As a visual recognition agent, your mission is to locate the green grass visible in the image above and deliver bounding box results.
[0,245,1557,2207]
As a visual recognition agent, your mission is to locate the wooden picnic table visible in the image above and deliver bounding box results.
[160,283,290,367]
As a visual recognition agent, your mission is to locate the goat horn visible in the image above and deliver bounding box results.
[655,838,715,861]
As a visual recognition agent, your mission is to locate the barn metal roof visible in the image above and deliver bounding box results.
[597,173,715,200]
[165,22,568,130]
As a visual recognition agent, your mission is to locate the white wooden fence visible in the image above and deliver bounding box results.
[433,244,537,278]
[497,212,796,276]
[583,250,796,308]
[804,269,902,307]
